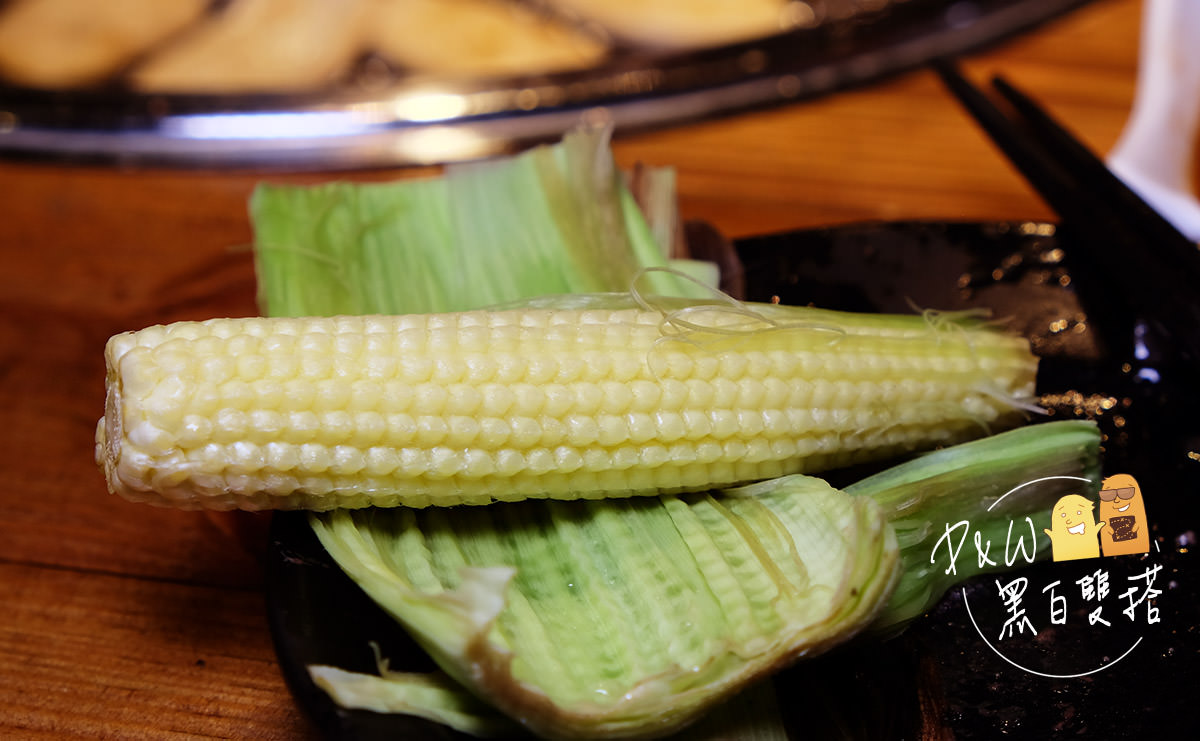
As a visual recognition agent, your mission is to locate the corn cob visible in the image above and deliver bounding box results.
[96,301,1038,510]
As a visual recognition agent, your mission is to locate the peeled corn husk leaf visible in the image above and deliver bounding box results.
[307,420,1100,736]
[846,418,1102,632]
[251,125,708,319]
[308,665,789,739]
[309,665,520,737]
[309,475,899,739]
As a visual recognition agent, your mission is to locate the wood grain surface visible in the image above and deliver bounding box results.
[0,0,1156,737]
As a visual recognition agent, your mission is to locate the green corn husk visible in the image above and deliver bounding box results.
[309,475,899,739]
[309,667,789,740]
[250,126,709,319]
[309,664,518,737]
[846,418,1101,632]
[306,420,1100,738]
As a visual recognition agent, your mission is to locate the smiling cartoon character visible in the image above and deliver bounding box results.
[1044,493,1103,561]
[1098,473,1150,557]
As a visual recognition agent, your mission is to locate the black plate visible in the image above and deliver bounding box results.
[265,221,1198,738]
[0,0,1094,168]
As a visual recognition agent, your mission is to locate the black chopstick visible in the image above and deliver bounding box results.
[933,58,1200,371]
[988,75,1200,279]
[933,59,1086,228]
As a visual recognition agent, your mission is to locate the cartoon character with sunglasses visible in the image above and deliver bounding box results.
[1098,473,1150,557]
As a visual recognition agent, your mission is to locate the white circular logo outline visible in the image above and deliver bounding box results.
[962,474,1153,678]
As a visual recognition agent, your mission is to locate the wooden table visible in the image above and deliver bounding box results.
[0,0,1154,737]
